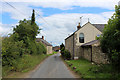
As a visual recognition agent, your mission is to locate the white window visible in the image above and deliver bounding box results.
[79,33,84,43]
[97,34,100,37]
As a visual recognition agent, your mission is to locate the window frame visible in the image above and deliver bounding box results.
[79,33,84,43]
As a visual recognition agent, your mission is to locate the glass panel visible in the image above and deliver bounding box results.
[79,33,84,37]
[79,33,84,43]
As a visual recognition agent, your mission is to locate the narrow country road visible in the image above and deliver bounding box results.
[29,53,75,78]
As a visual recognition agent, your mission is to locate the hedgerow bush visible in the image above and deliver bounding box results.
[60,43,65,56]
[37,42,47,54]
[61,47,65,56]
[2,36,25,66]
[63,49,71,60]
[60,43,71,59]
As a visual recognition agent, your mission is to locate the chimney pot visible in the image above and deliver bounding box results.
[77,23,81,30]
[42,36,44,40]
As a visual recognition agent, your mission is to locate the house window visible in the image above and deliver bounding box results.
[79,33,84,43]
[97,34,100,37]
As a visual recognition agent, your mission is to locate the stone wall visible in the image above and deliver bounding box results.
[78,47,84,58]
[47,46,53,54]
[92,46,109,64]
[65,33,80,59]
[65,35,74,58]
[79,46,109,64]
[74,33,79,58]
[83,46,92,61]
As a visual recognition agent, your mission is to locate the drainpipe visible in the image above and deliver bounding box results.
[73,34,74,59]
[91,46,92,62]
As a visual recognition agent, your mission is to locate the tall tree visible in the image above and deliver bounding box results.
[100,5,120,69]
[31,9,35,25]
[60,43,65,50]
[13,9,39,41]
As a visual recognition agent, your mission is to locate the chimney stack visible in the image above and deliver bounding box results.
[77,23,81,30]
[42,36,44,40]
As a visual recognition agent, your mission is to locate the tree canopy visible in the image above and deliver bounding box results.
[100,5,120,69]
[13,9,39,41]
[2,9,46,67]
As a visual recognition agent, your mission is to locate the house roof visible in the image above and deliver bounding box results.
[92,24,105,32]
[65,22,106,40]
[81,40,99,47]
[65,32,75,40]
[36,38,52,46]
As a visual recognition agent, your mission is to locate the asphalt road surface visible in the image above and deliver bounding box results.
[30,53,75,78]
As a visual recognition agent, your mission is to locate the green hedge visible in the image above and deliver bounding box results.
[61,48,71,60]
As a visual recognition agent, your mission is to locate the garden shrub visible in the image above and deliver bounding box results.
[61,47,65,56]
[63,49,71,60]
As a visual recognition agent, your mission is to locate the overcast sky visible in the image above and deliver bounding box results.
[0,0,119,46]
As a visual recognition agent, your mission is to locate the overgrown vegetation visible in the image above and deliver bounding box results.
[2,54,48,77]
[2,9,47,77]
[65,59,120,79]
[100,5,120,71]
[0,37,1,78]
[52,51,58,54]
[60,43,71,60]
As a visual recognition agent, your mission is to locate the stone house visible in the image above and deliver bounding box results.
[36,36,53,54]
[65,22,105,59]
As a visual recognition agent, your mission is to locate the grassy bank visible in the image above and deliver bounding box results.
[0,63,1,79]
[52,51,58,54]
[65,58,120,79]
[2,54,49,78]
[47,51,58,56]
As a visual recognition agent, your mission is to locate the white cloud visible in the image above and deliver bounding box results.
[0,22,14,36]
[2,0,119,10]
[1,0,117,23]
[36,11,114,46]
[1,2,43,20]
[101,12,115,19]
[0,11,114,46]
[1,0,117,46]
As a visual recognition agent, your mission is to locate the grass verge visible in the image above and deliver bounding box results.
[48,51,58,56]
[2,54,49,78]
[65,58,120,79]
[52,51,58,54]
